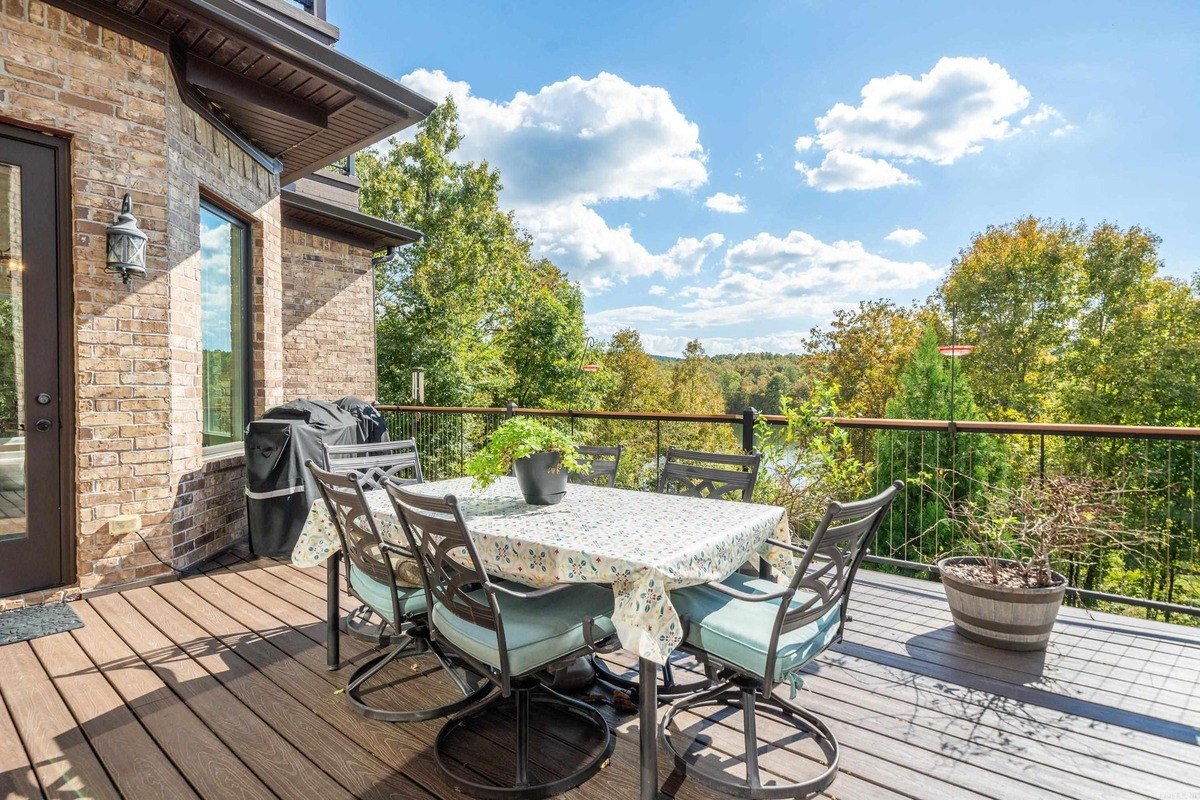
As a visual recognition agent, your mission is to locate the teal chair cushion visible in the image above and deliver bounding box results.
[431,583,616,676]
[672,572,841,682]
[348,564,428,624]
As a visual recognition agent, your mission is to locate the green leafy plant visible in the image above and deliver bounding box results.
[754,383,873,539]
[466,417,586,488]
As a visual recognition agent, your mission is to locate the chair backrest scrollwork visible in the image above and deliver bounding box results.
[386,483,512,683]
[658,446,761,501]
[307,461,410,625]
[324,439,423,490]
[767,480,903,679]
[570,445,624,487]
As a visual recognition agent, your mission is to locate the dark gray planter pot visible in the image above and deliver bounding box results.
[513,451,568,505]
[938,556,1066,651]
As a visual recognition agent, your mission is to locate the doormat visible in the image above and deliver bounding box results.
[0,603,83,646]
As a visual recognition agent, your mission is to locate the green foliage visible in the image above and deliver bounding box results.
[942,217,1087,421]
[754,384,873,538]
[465,417,584,489]
[0,295,15,436]
[359,98,588,408]
[875,326,1006,562]
[806,299,927,418]
[498,262,593,408]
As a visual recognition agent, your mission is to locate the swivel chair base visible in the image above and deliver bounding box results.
[660,677,839,799]
[346,628,491,723]
[345,604,392,646]
[591,652,714,700]
[436,680,614,799]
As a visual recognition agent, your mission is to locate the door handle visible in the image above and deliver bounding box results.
[35,419,52,432]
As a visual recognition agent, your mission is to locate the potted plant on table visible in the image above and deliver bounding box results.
[934,474,1133,651]
[466,417,586,505]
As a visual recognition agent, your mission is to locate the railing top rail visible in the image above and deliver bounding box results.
[374,405,1200,441]
[376,405,741,424]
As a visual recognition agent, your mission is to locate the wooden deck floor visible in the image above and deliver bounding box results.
[1,551,1197,800]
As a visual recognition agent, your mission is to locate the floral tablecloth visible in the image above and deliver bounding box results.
[292,477,792,664]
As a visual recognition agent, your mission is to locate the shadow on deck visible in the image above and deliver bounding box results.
[0,551,1196,800]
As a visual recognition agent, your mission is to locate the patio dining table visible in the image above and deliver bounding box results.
[292,476,793,799]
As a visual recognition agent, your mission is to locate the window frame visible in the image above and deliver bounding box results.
[198,197,253,456]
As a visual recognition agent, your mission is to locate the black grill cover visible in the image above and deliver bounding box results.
[336,396,390,444]
[244,399,359,556]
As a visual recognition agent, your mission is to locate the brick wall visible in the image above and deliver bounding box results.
[0,0,305,606]
[281,226,377,402]
[164,78,281,567]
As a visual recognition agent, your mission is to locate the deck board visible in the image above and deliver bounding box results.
[0,553,1196,800]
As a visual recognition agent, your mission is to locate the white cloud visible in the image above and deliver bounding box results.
[588,229,941,343]
[1020,103,1078,138]
[1019,103,1059,128]
[399,69,720,289]
[704,192,747,214]
[811,57,1032,165]
[884,227,927,247]
[795,150,916,192]
[522,202,724,291]
[403,69,707,206]
[648,285,668,296]
[794,135,814,152]
[627,331,814,357]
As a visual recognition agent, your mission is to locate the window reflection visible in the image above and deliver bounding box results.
[199,203,247,448]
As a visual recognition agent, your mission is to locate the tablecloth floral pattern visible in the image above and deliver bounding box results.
[293,477,793,664]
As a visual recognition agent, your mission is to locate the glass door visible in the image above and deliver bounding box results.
[0,132,64,596]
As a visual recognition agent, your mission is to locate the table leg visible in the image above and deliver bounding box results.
[639,656,660,800]
[326,551,341,671]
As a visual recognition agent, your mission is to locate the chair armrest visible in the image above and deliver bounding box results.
[486,581,573,600]
[378,541,415,560]
[765,536,810,556]
[700,580,791,603]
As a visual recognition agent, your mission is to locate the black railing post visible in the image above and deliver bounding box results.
[506,402,516,419]
[742,407,758,453]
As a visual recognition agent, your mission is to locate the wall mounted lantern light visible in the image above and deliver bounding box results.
[105,193,147,284]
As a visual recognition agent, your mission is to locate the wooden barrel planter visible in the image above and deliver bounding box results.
[937,557,1066,651]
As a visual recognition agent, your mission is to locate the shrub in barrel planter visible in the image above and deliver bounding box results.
[934,475,1134,651]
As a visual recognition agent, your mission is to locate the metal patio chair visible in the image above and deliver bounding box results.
[660,481,902,798]
[594,446,763,698]
[568,444,624,487]
[307,461,489,722]
[324,438,424,489]
[324,439,423,644]
[658,446,761,501]
[387,482,618,799]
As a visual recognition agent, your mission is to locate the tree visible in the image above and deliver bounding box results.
[941,217,1087,421]
[590,329,671,487]
[496,260,591,408]
[1058,224,1200,426]
[668,340,724,415]
[601,328,668,412]
[357,98,586,407]
[874,326,1006,562]
[806,299,924,418]
[667,340,735,453]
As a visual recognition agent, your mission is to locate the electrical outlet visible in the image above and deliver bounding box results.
[109,514,142,535]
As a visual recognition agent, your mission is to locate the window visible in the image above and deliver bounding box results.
[199,201,249,450]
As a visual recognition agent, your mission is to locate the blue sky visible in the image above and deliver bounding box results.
[333,0,1200,356]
